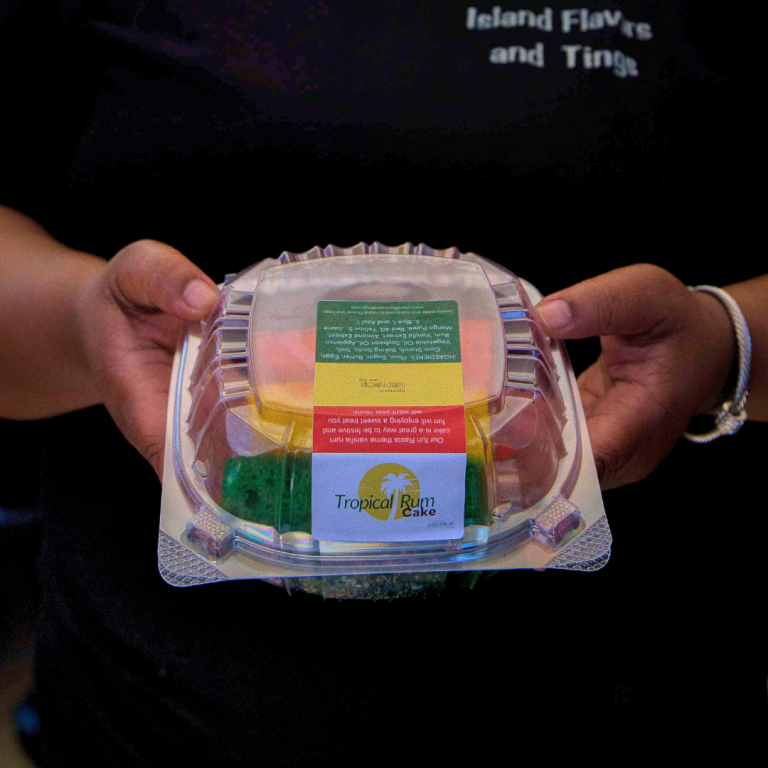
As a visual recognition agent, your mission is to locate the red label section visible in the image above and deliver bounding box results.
[313,406,466,454]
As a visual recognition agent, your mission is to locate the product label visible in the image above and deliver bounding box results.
[311,301,466,542]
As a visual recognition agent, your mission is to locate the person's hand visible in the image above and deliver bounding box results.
[76,240,219,479]
[535,264,735,489]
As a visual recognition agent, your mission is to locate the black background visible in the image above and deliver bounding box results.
[0,1,764,763]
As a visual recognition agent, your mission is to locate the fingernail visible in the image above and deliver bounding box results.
[183,279,218,311]
[537,299,572,331]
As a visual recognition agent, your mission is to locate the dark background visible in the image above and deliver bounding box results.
[0,0,764,762]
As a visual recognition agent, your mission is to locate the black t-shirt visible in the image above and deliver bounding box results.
[1,2,764,764]
[4,0,752,272]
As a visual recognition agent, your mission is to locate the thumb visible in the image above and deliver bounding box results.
[107,239,219,320]
[534,264,687,340]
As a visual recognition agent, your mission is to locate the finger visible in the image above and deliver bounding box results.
[103,346,177,479]
[108,239,220,321]
[584,383,654,489]
[575,358,609,417]
[577,358,643,487]
[534,264,689,340]
[583,380,686,489]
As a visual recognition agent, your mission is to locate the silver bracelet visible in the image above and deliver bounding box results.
[683,285,752,443]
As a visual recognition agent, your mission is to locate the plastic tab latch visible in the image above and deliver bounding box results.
[186,507,235,560]
[534,496,582,546]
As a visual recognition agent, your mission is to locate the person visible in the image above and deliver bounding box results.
[3,214,766,485]
[1,2,765,764]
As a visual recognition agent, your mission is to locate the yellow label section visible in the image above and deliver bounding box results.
[314,362,464,407]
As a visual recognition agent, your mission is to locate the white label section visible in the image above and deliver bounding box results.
[311,452,466,542]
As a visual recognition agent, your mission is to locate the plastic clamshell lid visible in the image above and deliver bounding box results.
[158,245,611,586]
[249,255,506,413]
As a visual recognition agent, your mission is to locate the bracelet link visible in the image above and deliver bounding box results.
[715,400,747,436]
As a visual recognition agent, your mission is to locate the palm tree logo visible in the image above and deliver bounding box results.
[357,462,421,522]
[380,472,414,523]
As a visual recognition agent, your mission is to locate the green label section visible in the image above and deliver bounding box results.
[316,301,461,364]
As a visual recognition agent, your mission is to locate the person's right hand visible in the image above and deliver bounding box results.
[75,240,220,479]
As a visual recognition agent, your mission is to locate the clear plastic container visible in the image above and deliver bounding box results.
[160,244,610,597]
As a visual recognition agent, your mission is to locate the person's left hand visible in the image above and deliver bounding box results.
[534,264,735,489]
